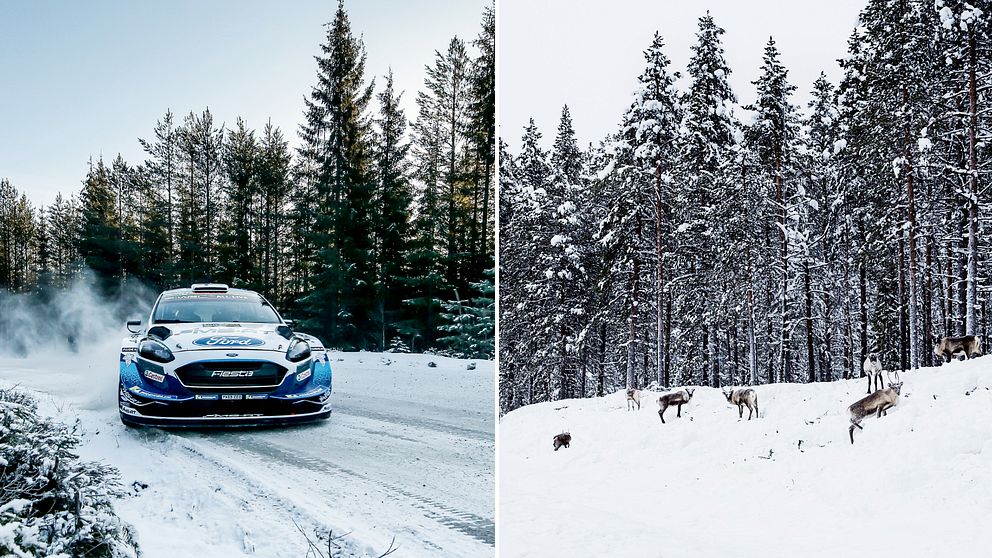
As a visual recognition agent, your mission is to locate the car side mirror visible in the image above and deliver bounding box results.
[126,319,142,333]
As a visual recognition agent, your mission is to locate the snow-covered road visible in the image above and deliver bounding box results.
[1,342,494,557]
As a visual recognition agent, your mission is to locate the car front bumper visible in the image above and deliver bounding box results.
[119,351,333,427]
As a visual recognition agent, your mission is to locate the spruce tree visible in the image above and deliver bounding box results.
[371,70,414,350]
[294,0,376,349]
[78,159,122,294]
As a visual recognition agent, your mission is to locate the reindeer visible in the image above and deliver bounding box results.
[657,389,694,424]
[863,353,883,393]
[933,335,982,362]
[552,432,571,451]
[626,388,641,411]
[848,371,903,444]
[722,387,759,420]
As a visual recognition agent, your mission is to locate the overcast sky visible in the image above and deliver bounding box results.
[499,0,865,151]
[0,0,486,207]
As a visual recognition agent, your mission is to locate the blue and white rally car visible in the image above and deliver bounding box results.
[119,284,332,427]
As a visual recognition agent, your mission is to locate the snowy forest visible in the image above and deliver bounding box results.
[499,0,990,413]
[0,2,495,358]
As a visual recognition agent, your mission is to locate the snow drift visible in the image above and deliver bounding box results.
[499,358,992,557]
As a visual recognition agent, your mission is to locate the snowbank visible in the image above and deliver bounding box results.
[499,358,992,557]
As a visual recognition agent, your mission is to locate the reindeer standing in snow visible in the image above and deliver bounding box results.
[863,353,883,394]
[848,371,903,444]
[626,388,641,411]
[722,387,759,420]
[657,389,694,424]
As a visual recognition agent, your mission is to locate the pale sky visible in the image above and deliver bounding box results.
[0,0,487,207]
[499,0,865,151]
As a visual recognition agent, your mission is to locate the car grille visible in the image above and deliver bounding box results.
[175,361,288,392]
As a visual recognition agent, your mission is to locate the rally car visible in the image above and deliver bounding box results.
[119,283,332,427]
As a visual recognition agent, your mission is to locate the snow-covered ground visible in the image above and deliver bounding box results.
[500,359,992,557]
[0,336,494,557]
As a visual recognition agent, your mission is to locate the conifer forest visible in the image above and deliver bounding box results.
[0,3,495,358]
[499,0,990,413]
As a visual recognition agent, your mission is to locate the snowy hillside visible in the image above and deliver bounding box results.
[0,338,494,557]
[500,358,992,557]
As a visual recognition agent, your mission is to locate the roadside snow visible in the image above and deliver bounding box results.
[500,358,992,557]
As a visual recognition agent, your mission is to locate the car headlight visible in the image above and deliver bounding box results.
[286,339,311,362]
[139,339,175,363]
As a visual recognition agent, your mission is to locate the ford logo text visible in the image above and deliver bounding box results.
[192,336,265,347]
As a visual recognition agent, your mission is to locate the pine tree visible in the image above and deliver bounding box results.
[468,4,496,268]
[745,36,799,383]
[371,70,414,350]
[294,0,376,349]
[139,110,179,284]
[257,121,292,304]
[78,159,121,294]
[438,271,494,359]
[680,12,738,387]
[219,118,259,288]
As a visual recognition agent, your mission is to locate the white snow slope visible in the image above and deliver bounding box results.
[500,359,992,558]
[1,338,494,557]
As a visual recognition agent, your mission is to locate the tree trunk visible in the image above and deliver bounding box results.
[804,258,815,382]
[902,80,920,370]
[655,190,666,388]
[965,25,980,335]
[897,234,908,370]
[597,322,606,397]
[702,324,710,386]
[775,145,790,384]
[858,222,868,371]
[627,213,641,389]
[664,296,672,388]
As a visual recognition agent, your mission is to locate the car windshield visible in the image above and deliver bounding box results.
[152,294,281,324]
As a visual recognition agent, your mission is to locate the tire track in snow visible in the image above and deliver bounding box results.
[209,433,496,547]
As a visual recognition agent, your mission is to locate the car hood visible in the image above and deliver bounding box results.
[153,323,293,353]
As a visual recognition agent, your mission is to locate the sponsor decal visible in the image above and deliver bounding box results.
[221,394,243,400]
[120,405,139,416]
[193,335,265,347]
[129,386,181,400]
[144,370,166,383]
[245,394,268,400]
[195,394,220,400]
[122,347,137,352]
[211,370,254,378]
[169,294,249,300]
[282,387,325,399]
[296,369,312,382]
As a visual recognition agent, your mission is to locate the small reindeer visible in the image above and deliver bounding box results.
[933,335,982,362]
[722,387,758,420]
[848,371,903,444]
[863,353,883,393]
[657,389,694,424]
[626,388,641,411]
[553,432,571,451]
